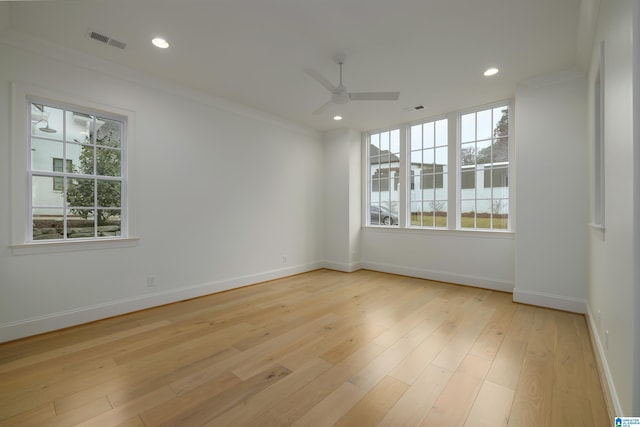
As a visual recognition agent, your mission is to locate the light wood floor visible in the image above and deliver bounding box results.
[0,269,609,426]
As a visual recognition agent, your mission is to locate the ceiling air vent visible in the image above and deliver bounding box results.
[88,30,127,50]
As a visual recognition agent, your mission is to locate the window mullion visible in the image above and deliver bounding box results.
[448,111,458,230]
[399,125,408,228]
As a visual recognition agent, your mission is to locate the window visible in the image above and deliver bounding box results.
[409,118,448,228]
[368,129,400,226]
[29,101,125,241]
[365,101,511,231]
[52,158,73,191]
[459,105,510,230]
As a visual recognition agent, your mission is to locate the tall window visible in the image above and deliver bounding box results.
[409,118,448,227]
[369,129,400,226]
[29,101,125,241]
[459,105,510,229]
[365,101,511,231]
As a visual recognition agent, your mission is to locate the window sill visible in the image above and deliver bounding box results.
[10,237,140,256]
[362,226,514,239]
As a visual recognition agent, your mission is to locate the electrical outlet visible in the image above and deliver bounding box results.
[282,256,287,264]
[147,275,156,287]
[605,330,609,350]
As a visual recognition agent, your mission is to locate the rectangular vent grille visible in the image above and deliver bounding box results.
[88,31,126,50]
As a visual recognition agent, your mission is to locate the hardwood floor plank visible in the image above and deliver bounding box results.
[421,354,491,427]
[334,375,409,427]
[377,364,453,427]
[206,357,332,427]
[464,380,514,427]
[485,337,527,390]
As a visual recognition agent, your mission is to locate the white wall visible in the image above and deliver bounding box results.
[586,0,638,415]
[323,128,361,271]
[0,34,324,342]
[513,69,589,313]
[360,228,514,292]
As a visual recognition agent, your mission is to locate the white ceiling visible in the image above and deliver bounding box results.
[6,0,586,132]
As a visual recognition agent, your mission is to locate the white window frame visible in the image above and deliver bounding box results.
[591,41,605,233]
[363,100,513,233]
[457,101,512,231]
[10,83,138,255]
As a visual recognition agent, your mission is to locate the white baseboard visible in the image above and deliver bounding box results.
[359,261,514,293]
[0,261,324,343]
[323,260,362,273]
[585,305,623,418]
[512,288,587,313]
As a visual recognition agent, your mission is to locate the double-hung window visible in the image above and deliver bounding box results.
[11,84,136,254]
[365,101,511,231]
[29,100,125,241]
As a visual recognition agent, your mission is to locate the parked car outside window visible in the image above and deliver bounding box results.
[370,205,398,225]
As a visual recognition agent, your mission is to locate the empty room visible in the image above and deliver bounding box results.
[0,0,638,425]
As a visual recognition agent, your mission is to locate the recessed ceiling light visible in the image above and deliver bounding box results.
[333,115,343,121]
[152,37,170,49]
[484,67,499,77]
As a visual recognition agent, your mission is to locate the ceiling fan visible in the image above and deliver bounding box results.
[305,56,400,115]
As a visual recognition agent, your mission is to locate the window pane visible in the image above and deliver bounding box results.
[410,124,422,151]
[32,175,64,207]
[31,139,63,172]
[98,212,121,237]
[380,131,389,151]
[96,147,121,177]
[434,200,447,228]
[461,200,475,228]
[410,201,422,226]
[461,169,475,190]
[461,143,476,166]
[423,148,434,166]
[370,133,380,150]
[493,107,509,137]
[97,180,121,208]
[477,109,492,140]
[492,139,508,163]
[435,146,447,166]
[67,177,95,208]
[435,119,447,146]
[97,118,122,148]
[476,140,492,164]
[461,113,475,143]
[67,209,95,239]
[390,129,400,154]
[424,121,434,147]
[31,104,63,140]
[476,199,492,229]
[492,199,509,229]
[32,208,64,240]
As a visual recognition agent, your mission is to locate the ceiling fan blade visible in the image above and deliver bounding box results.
[349,91,400,101]
[304,68,338,93]
[312,99,334,115]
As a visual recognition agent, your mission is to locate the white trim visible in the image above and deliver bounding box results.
[323,261,362,273]
[512,288,587,313]
[10,237,139,255]
[0,261,324,343]
[359,260,514,293]
[11,82,137,248]
[585,305,623,417]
